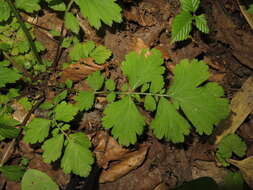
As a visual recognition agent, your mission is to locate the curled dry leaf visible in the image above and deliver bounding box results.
[99,146,149,183]
[93,131,129,168]
[228,156,253,188]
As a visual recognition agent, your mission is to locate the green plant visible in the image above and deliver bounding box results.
[171,0,209,42]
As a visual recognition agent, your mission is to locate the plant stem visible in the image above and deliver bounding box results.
[5,0,44,65]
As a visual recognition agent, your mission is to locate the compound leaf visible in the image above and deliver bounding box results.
[144,96,156,112]
[23,118,51,144]
[0,1,11,22]
[55,101,79,122]
[0,66,22,88]
[121,49,164,93]
[74,90,94,111]
[61,133,93,177]
[15,0,41,13]
[90,45,112,64]
[65,12,79,34]
[168,59,229,135]
[42,134,64,163]
[102,96,145,146]
[69,41,95,61]
[0,165,25,181]
[195,14,209,34]
[171,11,193,42]
[0,114,20,138]
[86,71,104,91]
[216,134,247,166]
[181,0,200,12]
[74,0,122,29]
[151,98,191,143]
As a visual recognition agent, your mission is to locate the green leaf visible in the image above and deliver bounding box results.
[121,49,165,93]
[69,41,95,61]
[53,90,68,104]
[65,12,80,34]
[16,41,30,54]
[55,101,79,122]
[223,171,244,190]
[0,66,22,88]
[42,134,64,163]
[181,0,200,12]
[168,59,229,135]
[18,97,32,111]
[35,41,46,52]
[15,0,41,13]
[106,93,116,103]
[74,0,122,29]
[21,169,59,190]
[86,71,104,91]
[144,96,156,112]
[195,14,209,34]
[248,4,253,14]
[216,134,247,166]
[46,0,66,11]
[0,114,20,138]
[171,11,193,42]
[102,96,145,146]
[90,45,112,64]
[74,90,95,111]
[151,98,191,143]
[0,1,11,22]
[23,118,51,144]
[0,165,25,181]
[105,79,116,91]
[61,133,94,177]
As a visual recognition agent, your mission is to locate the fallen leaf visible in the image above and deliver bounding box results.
[228,156,253,188]
[99,146,149,183]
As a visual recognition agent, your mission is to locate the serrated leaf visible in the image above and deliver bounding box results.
[23,118,51,144]
[141,83,150,92]
[102,96,145,146]
[65,12,79,34]
[121,49,164,93]
[53,90,68,104]
[86,71,104,91]
[181,0,200,12]
[0,66,22,88]
[144,96,156,111]
[0,1,11,22]
[74,0,122,29]
[74,90,94,111]
[0,165,25,181]
[55,101,79,122]
[106,93,116,103]
[69,41,95,61]
[35,41,46,52]
[61,133,94,177]
[171,11,193,42]
[248,4,253,14]
[18,97,32,111]
[151,98,191,143]
[90,45,112,64]
[15,0,41,13]
[216,134,246,166]
[42,134,64,163]
[105,79,116,91]
[0,114,20,138]
[21,169,59,190]
[195,14,209,33]
[168,59,229,135]
[46,0,66,11]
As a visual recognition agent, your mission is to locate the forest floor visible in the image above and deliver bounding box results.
[1,0,253,189]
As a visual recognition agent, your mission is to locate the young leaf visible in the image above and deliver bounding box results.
[102,96,145,146]
[86,71,104,91]
[171,11,193,42]
[69,41,95,61]
[74,0,122,29]
[168,59,229,135]
[216,134,247,166]
[0,165,25,181]
[0,114,20,138]
[74,90,95,111]
[90,45,112,64]
[0,1,11,22]
[105,79,116,91]
[181,0,200,12]
[42,134,64,163]
[195,14,209,34]
[65,12,80,34]
[15,0,41,13]
[61,133,94,177]
[0,66,22,88]
[55,101,79,122]
[23,118,51,144]
[21,169,59,190]
[151,98,191,143]
[121,49,164,93]
[144,96,156,112]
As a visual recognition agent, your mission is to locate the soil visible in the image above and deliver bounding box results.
[1,0,253,190]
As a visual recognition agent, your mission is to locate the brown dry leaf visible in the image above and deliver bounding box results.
[215,76,253,144]
[99,146,149,183]
[11,100,29,123]
[132,38,149,55]
[93,131,129,168]
[228,156,253,188]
